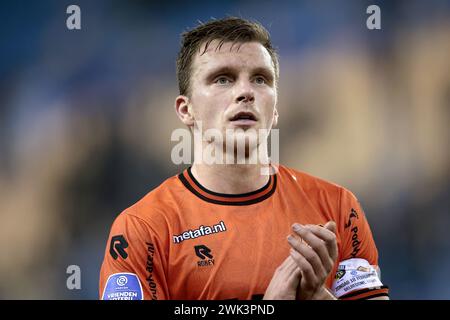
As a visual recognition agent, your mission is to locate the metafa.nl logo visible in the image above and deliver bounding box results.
[171,121,279,175]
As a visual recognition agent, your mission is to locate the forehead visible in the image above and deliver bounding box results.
[191,40,275,76]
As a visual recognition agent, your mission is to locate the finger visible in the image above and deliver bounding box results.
[323,221,338,262]
[287,236,327,281]
[286,256,302,279]
[303,223,338,263]
[324,221,336,234]
[277,253,295,272]
[291,224,331,272]
[289,248,317,291]
[276,256,302,290]
[284,254,301,275]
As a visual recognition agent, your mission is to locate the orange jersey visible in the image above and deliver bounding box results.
[99,165,388,300]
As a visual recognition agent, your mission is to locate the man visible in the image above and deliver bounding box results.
[99,17,389,300]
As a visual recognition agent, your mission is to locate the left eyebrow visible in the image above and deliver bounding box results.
[251,67,275,83]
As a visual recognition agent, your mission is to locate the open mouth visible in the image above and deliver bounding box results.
[229,112,257,122]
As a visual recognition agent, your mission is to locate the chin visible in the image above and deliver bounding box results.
[224,134,260,162]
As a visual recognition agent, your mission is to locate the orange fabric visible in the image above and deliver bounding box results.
[339,287,390,300]
[99,165,381,300]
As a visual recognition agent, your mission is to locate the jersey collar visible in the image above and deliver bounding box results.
[178,166,277,206]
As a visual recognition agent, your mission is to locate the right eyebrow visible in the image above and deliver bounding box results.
[204,66,238,82]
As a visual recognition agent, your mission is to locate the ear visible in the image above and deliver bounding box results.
[175,95,194,127]
[273,107,279,127]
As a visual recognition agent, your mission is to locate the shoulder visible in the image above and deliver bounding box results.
[278,164,346,197]
[277,165,361,223]
[112,172,186,232]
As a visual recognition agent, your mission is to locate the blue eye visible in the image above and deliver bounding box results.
[215,77,231,85]
[254,77,266,84]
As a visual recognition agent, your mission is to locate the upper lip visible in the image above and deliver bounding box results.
[229,111,258,121]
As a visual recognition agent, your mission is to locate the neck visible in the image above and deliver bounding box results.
[191,163,270,194]
[191,136,272,194]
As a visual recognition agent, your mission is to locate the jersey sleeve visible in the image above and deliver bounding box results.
[99,210,170,300]
[331,188,389,300]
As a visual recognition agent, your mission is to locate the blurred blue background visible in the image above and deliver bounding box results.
[0,0,449,299]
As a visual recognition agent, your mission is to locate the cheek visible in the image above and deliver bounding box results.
[259,92,278,128]
[261,91,277,114]
[191,91,225,121]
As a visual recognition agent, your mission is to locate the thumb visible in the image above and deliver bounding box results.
[324,221,337,234]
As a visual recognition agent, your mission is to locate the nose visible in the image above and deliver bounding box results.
[235,80,255,104]
[236,93,254,103]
